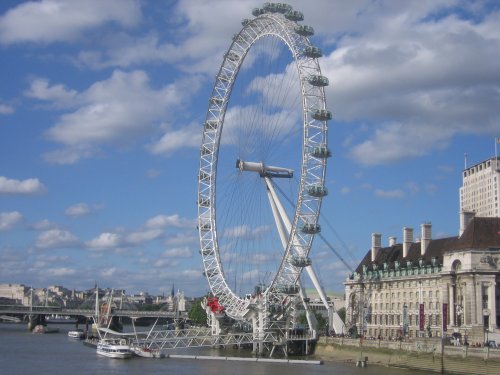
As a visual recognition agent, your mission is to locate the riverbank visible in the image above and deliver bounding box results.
[314,338,500,374]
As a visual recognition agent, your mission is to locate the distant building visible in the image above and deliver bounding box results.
[460,156,500,224]
[344,218,500,342]
[0,283,26,304]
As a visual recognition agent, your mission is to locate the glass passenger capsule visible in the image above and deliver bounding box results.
[263,3,292,13]
[312,109,333,121]
[307,75,329,87]
[285,10,304,21]
[294,25,314,36]
[303,46,322,58]
[241,19,251,26]
[301,223,321,234]
[289,255,312,267]
[199,223,211,231]
[307,185,329,197]
[310,146,332,158]
[252,8,266,17]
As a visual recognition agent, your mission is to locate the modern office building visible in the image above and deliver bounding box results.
[460,156,500,225]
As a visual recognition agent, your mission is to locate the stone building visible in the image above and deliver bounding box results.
[344,216,500,342]
[0,283,26,304]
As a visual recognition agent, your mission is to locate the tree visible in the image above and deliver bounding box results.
[188,299,207,326]
[298,311,328,331]
[337,307,346,323]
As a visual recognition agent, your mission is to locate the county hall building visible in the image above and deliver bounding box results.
[344,157,500,343]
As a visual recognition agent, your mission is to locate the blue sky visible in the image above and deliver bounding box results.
[1,0,499,297]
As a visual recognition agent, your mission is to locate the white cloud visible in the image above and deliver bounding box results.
[65,203,91,217]
[31,219,58,231]
[0,0,141,44]
[340,187,351,195]
[374,189,406,199]
[100,267,117,278]
[42,147,96,165]
[45,70,173,145]
[165,233,198,246]
[154,258,179,268]
[87,227,164,250]
[35,229,79,249]
[145,214,194,229]
[34,70,199,164]
[125,229,163,245]
[224,225,251,238]
[76,34,178,70]
[149,123,201,156]
[65,203,102,217]
[74,0,254,73]
[25,78,77,106]
[161,247,192,258]
[46,267,76,277]
[86,232,122,250]
[0,176,47,195]
[320,3,500,165]
[0,211,23,231]
[0,103,14,114]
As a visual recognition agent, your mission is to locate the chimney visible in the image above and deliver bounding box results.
[371,233,381,262]
[459,210,475,236]
[421,223,431,255]
[389,236,397,247]
[403,227,413,258]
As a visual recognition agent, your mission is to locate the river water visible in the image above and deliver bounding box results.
[0,323,434,375]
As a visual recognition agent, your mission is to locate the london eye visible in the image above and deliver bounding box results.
[197,3,333,336]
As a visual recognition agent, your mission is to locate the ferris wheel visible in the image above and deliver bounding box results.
[197,3,332,329]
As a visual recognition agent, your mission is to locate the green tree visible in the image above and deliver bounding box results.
[188,299,207,326]
[298,311,328,331]
[337,307,346,323]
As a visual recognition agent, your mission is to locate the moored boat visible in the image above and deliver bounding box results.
[96,338,132,359]
[68,329,85,339]
[130,345,165,358]
[32,324,59,334]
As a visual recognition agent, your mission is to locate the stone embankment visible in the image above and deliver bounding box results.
[314,337,500,375]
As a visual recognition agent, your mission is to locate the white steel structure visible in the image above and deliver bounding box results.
[197,3,336,342]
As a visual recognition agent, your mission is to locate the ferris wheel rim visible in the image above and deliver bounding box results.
[197,8,330,321]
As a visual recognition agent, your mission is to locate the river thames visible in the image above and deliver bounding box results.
[0,323,436,375]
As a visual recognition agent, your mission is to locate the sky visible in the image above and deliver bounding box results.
[1,0,499,298]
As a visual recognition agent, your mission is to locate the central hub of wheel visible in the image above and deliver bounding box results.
[236,159,293,178]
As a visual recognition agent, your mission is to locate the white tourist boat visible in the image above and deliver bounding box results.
[96,338,132,359]
[68,329,85,339]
